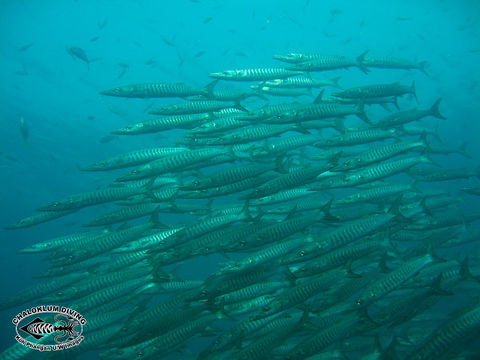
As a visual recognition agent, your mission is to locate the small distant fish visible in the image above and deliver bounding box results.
[19,117,29,146]
[132,40,142,47]
[195,51,205,58]
[221,49,230,56]
[330,9,343,16]
[90,36,100,42]
[203,17,212,23]
[17,43,33,52]
[66,46,91,70]
[87,115,95,121]
[144,59,157,66]
[235,51,247,57]
[98,18,108,29]
[117,62,129,79]
[396,16,411,21]
[162,37,175,47]
[99,135,118,144]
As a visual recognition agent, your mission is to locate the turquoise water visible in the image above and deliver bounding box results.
[1,0,480,358]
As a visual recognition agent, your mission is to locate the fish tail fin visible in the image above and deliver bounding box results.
[331,76,343,89]
[320,199,339,222]
[204,79,218,98]
[411,80,418,103]
[429,98,446,120]
[313,89,325,104]
[356,100,371,124]
[234,101,249,112]
[459,257,480,282]
[458,142,471,158]
[356,50,370,74]
[393,95,400,110]
[417,60,430,77]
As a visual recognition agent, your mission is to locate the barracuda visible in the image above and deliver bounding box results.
[333,139,427,171]
[274,102,370,124]
[99,81,215,98]
[262,76,342,89]
[332,81,417,101]
[314,128,397,148]
[372,98,445,129]
[209,68,303,81]
[111,113,211,135]
[362,55,429,75]
[116,147,229,181]
[205,124,309,145]
[181,162,280,190]
[282,211,396,264]
[149,99,247,115]
[290,235,390,277]
[37,186,148,211]
[81,147,188,171]
[243,162,336,199]
[340,156,432,186]
[335,183,414,205]
[82,203,163,227]
[355,253,434,307]
[280,51,369,74]
[4,209,77,229]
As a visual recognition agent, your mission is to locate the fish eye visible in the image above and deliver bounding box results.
[299,250,306,257]
[56,291,63,297]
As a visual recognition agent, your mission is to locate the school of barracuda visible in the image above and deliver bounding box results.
[3,51,480,360]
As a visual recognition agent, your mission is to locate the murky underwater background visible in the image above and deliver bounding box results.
[1,0,480,359]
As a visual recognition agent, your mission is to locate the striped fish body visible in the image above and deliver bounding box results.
[242,215,319,250]
[112,114,211,135]
[363,56,428,74]
[188,116,246,135]
[263,76,342,89]
[291,236,389,277]
[335,183,413,205]
[314,128,397,148]
[237,102,304,121]
[334,140,426,171]
[276,103,365,123]
[252,85,312,98]
[99,82,207,98]
[284,54,358,70]
[256,271,342,319]
[246,164,333,198]
[405,304,480,360]
[215,281,288,306]
[149,100,242,115]
[220,237,306,274]
[209,68,303,81]
[182,163,276,190]
[285,317,357,360]
[332,81,416,99]
[0,272,85,311]
[81,147,188,171]
[113,227,182,253]
[169,213,246,244]
[248,188,315,206]
[53,223,152,264]
[178,173,277,199]
[207,124,303,145]
[342,156,431,186]
[116,148,227,181]
[356,254,434,307]
[37,186,146,211]
[282,213,394,264]
[262,134,319,154]
[5,209,77,229]
[83,203,161,227]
